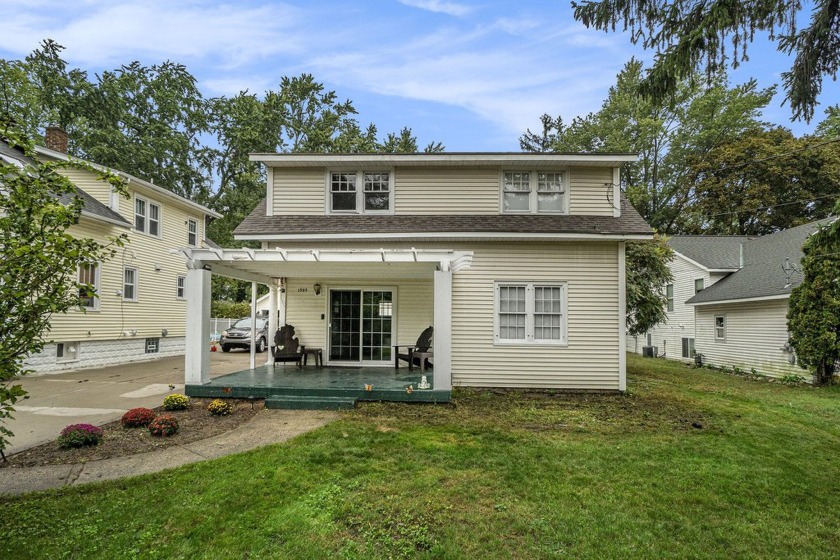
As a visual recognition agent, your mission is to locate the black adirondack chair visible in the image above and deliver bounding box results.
[273,324,305,366]
[394,326,433,370]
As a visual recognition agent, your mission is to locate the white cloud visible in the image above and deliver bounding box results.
[396,0,473,17]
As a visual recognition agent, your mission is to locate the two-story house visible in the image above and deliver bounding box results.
[12,129,221,373]
[179,153,651,398]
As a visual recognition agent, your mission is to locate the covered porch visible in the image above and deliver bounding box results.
[176,247,473,407]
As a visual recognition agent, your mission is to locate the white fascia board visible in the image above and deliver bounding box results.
[250,152,638,167]
[687,294,790,307]
[35,145,223,219]
[234,232,653,242]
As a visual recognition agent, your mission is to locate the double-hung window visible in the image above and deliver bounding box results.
[715,316,726,340]
[666,283,674,312]
[495,282,567,344]
[123,267,138,301]
[78,262,99,310]
[695,278,705,294]
[329,171,392,213]
[176,275,186,299]
[502,171,567,214]
[135,197,161,237]
[187,219,197,246]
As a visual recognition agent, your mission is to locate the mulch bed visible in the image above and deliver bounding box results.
[2,398,264,469]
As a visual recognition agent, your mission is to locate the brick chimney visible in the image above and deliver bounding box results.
[44,126,68,153]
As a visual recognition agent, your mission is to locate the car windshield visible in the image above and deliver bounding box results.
[231,318,267,330]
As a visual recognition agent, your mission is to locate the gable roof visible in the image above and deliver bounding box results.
[686,219,836,306]
[233,197,652,240]
[1,140,132,228]
[668,235,752,271]
[251,152,638,168]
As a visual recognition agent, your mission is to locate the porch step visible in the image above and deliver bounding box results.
[265,394,357,410]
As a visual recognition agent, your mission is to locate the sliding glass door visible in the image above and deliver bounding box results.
[329,289,393,364]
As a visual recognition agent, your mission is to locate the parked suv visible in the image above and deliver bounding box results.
[220,317,268,353]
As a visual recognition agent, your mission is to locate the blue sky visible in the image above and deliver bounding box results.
[1,0,836,151]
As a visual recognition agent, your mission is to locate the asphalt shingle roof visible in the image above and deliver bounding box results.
[1,140,131,228]
[668,235,753,270]
[234,197,652,238]
[686,219,836,305]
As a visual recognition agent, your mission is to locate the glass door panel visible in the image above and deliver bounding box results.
[362,291,392,362]
[329,290,360,361]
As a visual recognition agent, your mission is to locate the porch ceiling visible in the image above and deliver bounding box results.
[173,247,473,283]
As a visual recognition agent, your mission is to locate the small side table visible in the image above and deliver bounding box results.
[303,347,324,367]
[412,351,433,372]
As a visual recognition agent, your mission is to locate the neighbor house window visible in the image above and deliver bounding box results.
[502,171,567,214]
[176,275,186,299]
[135,197,161,236]
[329,171,392,213]
[682,337,695,358]
[695,278,705,293]
[56,342,80,363]
[145,337,160,353]
[187,218,197,246]
[715,316,726,340]
[123,267,138,301]
[666,283,674,312]
[78,262,99,310]
[495,282,567,344]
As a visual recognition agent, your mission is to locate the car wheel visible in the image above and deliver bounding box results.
[221,345,231,353]
[256,337,266,353]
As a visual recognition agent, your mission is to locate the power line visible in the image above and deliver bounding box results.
[698,193,840,219]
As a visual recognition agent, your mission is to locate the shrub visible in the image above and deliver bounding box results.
[163,393,190,411]
[58,423,104,448]
[148,415,179,437]
[121,407,156,428]
[208,399,234,416]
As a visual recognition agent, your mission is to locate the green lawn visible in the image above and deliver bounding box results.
[2,355,839,559]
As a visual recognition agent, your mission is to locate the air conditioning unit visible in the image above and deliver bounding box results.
[642,346,659,358]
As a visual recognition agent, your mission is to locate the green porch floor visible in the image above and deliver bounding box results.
[185,364,450,404]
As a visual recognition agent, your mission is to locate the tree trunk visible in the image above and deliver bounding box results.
[812,362,835,386]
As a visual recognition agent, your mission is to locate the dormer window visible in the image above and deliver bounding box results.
[501,171,567,214]
[329,171,392,214]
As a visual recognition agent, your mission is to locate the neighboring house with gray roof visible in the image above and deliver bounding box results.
[630,220,834,378]
[2,131,221,373]
[177,152,652,393]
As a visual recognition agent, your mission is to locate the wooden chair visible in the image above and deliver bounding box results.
[394,326,433,370]
[273,324,305,366]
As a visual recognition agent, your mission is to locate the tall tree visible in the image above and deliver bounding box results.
[815,104,840,138]
[572,0,840,121]
[0,126,127,455]
[788,203,840,385]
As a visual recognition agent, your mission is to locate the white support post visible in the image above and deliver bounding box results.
[250,281,257,370]
[433,267,453,391]
[266,281,279,366]
[618,241,627,392]
[185,266,211,385]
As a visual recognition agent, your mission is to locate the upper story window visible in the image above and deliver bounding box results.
[666,283,674,312]
[695,278,705,294]
[187,218,198,246]
[135,197,161,237]
[329,171,392,214]
[501,171,567,214]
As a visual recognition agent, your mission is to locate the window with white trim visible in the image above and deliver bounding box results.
[695,278,705,294]
[187,218,197,246]
[123,267,138,301]
[329,171,392,213]
[135,197,161,236]
[681,337,695,358]
[176,275,186,299]
[57,342,80,363]
[501,170,567,214]
[715,315,726,340]
[666,283,674,312]
[495,282,567,344]
[78,262,99,310]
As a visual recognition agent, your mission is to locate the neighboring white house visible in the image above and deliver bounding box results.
[178,152,653,392]
[3,129,221,373]
[631,220,834,378]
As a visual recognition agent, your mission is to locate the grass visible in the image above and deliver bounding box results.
[2,355,839,559]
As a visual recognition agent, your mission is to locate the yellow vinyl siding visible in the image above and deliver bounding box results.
[694,300,800,378]
[395,167,499,214]
[269,165,620,217]
[57,168,114,208]
[272,169,325,215]
[568,167,615,216]
[46,177,204,344]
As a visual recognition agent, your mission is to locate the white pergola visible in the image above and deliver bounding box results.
[175,247,474,391]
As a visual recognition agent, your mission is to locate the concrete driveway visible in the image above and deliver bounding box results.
[4,350,260,454]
